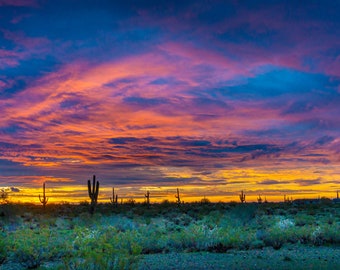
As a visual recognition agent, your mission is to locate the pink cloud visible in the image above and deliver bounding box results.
[137,2,339,77]
[0,0,38,7]
[0,49,23,68]
[2,30,50,51]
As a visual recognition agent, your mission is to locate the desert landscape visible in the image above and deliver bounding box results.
[1,198,339,269]
[1,1,340,269]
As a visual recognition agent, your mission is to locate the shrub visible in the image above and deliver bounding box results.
[219,227,255,250]
[285,226,310,244]
[68,226,141,269]
[6,227,72,268]
[294,214,315,226]
[0,232,7,264]
[249,239,265,249]
[311,226,324,246]
[262,228,285,250]
[313,224,340,245]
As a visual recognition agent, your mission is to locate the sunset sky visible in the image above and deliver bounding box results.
[0,0,339,203]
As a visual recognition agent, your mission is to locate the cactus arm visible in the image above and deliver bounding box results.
[175,188,181,204]
[110,187,115,203]
[92,175,95,194]
[88,179,92,198]
[95,181,99,201]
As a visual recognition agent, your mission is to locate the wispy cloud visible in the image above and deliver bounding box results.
[0,0,38,7]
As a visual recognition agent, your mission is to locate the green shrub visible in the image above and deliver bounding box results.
[311,224,340,245]
[285,226,310,244]
[219,227,255,250]
[7,227,72,267]
[0,232,7,264]
[249,239,265,249]
[67,226,141,269]
[184,223,221,251]
[262,228,285,250]
[294,214,315,226]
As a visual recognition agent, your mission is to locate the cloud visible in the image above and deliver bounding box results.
[0,0,38,7]
[294,178,322,186]
[315,136,334,146]
[258,180,290,185]
[123,96,169,108]
[10,186,20,192]
[258,180,280,185]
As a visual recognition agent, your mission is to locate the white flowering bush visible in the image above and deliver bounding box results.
[73,227,100,248]
[165,223,221,251]
[311,226,323,245]
[275,217,295,230]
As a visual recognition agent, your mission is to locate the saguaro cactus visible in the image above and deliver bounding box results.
[110,187,118,206]
[145,190,150,206]
[39,182,48,209]
[239,190,246,203]
[257,195,262,203]
[175,188,181,205]
[284,194,292,203]
[88,175,99,214]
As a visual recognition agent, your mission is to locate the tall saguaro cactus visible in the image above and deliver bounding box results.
[239,190,246,203]
[39,182,48,209]
[145,190,150,207]
[88,175,99,214]
[110,187,118,207]
[175,188,181,205]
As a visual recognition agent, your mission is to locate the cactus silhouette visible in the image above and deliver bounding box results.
[145,190,150,206]
[39,182,48,209]
[284,194,292,203]
[239,190,246,203]
[88,175,99,214]
[175,188,181,205]
[257,195,262,203]
[110,187,118,206]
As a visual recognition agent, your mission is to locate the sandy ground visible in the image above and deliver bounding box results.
[138,245,340,270]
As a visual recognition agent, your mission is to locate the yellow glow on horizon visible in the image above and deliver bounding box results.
[2,165,338,205]
[4,184,338,205]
